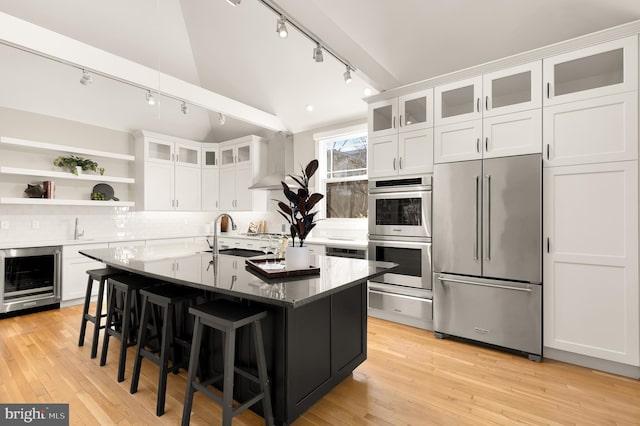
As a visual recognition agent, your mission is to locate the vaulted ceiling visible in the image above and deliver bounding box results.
[1,0,640,142]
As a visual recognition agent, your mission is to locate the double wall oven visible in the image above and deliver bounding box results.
[0,246,62,315]
[367,175,433,330]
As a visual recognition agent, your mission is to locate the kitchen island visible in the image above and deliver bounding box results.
[80,244,396,425]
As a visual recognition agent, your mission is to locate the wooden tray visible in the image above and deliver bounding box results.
[245,258,320,279]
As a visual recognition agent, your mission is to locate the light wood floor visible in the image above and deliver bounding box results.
[1,304,639,425]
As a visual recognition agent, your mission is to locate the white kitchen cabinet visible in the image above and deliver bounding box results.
[134,130,202,211]
[482,109,542,159]
[435,76,483,127]
[434,120,483,163]
[542,92,638,167]
[144,255,202,283]
[368,89,434,139]
[218,135,268,211]
[482,61,542,117]
[543,35,638,106]
[201,145,220,210]
[368,129,434,178]
[62,243,108,302]
[543,161,639,366]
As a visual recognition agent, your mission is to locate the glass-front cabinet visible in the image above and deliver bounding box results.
[368,89,433,138]
[146,138,174,162]
[202,145,219,168]
[543,35,638,106]
[220,141,251,167]
[175,142,200,168]
[435,76,482,126]
[483,61,542,117]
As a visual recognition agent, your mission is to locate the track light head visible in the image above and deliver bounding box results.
[79,69,92,86]
[181,101,188,115]
[225,0,241,6]
[146,90,156,105]
[276,16,288,38]
[218,113,226,125]
[343,66,353,84]
[313,44,323,63]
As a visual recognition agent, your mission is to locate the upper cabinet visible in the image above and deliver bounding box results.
[483,62,542,117]
[135,130,202,211]
[217,135,268,211]
[435,61,542,126]
[368,89,434,138]
[435,77,483,126]
[201,145,220,211]
[543,35,638,106]
[434,61,543,163]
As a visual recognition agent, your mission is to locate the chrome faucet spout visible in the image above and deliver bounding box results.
[74,217,85,240]
[212,213,236,257]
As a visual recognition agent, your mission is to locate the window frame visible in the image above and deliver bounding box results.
[314,124,368,222]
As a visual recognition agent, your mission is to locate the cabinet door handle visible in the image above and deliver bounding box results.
[176,199,179,208]
[546,238,550,253]
[393,116,396,129]
[546,144,550,160]
[476,97,480,113]
[546,82,550,99]
[400,114,403,127]
[485,137,489,152]
[399,157,404,169]
[476,138,480,153]
[485,96,489,111]
[392,158,396,170]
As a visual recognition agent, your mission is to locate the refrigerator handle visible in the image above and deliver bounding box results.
[474,175,480,260]
[484,174,491,261]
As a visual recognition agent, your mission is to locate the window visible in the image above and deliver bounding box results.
[315,127,368,219]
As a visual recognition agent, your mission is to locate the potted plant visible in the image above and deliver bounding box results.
[276,159,324,269]
[53,155,104,176]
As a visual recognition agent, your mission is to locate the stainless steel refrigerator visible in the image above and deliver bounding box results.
[433,153,542,361]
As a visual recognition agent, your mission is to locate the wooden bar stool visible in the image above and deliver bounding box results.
[100,274,158,382]
[181,299,274,426]
[130,284,201,416]
[77,267,127,359]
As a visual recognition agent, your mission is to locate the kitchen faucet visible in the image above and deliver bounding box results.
[208,213,237,257]
[74,217,84,240]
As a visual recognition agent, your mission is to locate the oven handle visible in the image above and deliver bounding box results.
[369,288,431,302]
[437,276,532,293]
[474,175,479,260]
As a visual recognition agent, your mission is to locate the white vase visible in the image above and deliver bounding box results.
[286,246,310,270]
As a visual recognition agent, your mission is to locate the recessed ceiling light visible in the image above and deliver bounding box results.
[226,0,241,6]
[306,104,314,112]
[364,88,372,96]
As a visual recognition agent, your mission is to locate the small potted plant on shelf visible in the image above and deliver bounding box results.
[53,155,104,176]
[276,159,324,269]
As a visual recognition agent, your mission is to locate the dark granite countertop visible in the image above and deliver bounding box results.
[80,243,396,308]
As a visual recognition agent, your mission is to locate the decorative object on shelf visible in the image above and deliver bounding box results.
[44,180,55,199]
[24,183,45,198]
[91,183,118,201]
[245,258,320,279]
[276,159,323,248]
[53,155,105,176]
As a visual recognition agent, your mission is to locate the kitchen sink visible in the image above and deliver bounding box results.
[201,248,267,257]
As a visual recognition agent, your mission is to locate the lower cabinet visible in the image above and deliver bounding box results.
[62,243,108,302]
[543,161,639,366]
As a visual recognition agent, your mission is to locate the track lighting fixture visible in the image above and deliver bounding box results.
[218,113,226,125]
[313,43,323,63]
[343,66,353,84]
[79,69,92,86]
[146,90,156,105]
[181,101,188,115]
[225,0,241,6]
[276,15,288,38]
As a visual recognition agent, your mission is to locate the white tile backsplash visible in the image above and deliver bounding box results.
[0,205,286,245]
